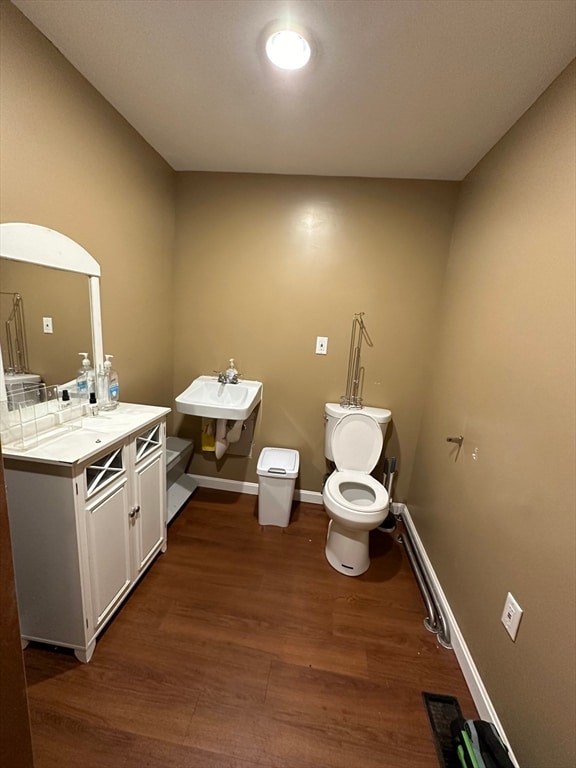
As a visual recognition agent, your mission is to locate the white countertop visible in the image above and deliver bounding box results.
[1,403,171,467]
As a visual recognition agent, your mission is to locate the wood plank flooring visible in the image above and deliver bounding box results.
[24,488,477,768]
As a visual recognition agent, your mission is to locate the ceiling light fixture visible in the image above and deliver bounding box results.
[265,29,311,70]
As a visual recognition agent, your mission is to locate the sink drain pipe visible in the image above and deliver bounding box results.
[386,458,451,649]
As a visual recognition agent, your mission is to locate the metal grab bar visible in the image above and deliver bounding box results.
[397,516,452,649]
[397,532,439,635]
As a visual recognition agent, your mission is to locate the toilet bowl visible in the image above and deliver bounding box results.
[323,407,391,576]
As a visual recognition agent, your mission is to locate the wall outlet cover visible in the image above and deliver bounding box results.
[501,592,523,641]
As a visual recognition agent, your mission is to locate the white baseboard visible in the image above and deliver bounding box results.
[295,488,323,504]
[399,503,519,767]
[189,474,323,504]
[190,474,259,495]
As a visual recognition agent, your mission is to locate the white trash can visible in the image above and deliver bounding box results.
[257,447,300,527]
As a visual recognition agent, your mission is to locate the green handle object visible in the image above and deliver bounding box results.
[462,731,481,768]
[456,735,481,768]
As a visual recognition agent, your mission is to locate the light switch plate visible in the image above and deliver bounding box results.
[43,317,53,334]
[315,336,328,355]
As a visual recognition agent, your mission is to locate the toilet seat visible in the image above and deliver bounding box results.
[324,412,389,529]
[325,470,388,514]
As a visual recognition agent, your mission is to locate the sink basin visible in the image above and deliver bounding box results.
[175,376,262,420]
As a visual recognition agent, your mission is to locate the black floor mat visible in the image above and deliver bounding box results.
[422,691,462,768]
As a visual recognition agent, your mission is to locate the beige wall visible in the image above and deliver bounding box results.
[408,61,576,767]
[173,173,459,495]
[0,1,175,409]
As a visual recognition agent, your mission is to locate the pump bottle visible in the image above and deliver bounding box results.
[105,354,120,408]
[226,358,239,383]
[77,353,95,402]
[97,364,111,410]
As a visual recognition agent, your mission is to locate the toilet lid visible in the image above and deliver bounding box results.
[331,413,383,472]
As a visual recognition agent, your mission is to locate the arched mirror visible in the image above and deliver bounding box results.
[0,223,104,402]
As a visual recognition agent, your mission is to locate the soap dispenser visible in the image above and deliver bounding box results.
[226,358,238,383]
[104,354,119,409]
[77,352,95,401]
[97,364,111,410]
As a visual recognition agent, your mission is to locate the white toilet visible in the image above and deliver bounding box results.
[323,402,392,576]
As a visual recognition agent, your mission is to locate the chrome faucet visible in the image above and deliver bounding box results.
[216,371,238,384]
[216,358,240,384]
[216,371,239,384]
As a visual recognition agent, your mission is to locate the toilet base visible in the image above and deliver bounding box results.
[325,519,370,576]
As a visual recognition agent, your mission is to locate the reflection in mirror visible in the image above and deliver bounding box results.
[0,291,29,373]
[1,259,91,386]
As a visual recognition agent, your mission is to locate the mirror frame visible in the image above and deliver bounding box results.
[0,222,104,400]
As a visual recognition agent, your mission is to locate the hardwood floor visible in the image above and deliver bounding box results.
[24,488,477,768]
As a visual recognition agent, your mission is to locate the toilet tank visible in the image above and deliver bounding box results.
[324,402,392,462]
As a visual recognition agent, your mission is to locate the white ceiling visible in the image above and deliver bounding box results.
[11,0,576,180]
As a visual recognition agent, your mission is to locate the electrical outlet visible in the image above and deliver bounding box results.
[501,592,523,641]
[315,336,328,355]
[42,317,53,334]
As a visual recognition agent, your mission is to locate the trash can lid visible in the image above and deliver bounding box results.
[257,447,300,479]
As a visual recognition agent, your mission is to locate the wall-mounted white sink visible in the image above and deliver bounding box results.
[175,375,262,420]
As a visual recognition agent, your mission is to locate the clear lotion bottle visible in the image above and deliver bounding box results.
[97,364,111,410]
[105,355,119,409]
[76,352,91,403]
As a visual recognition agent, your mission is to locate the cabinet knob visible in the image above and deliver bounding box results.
[129,505,140,518]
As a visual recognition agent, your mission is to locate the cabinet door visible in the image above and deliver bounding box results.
[86,477,132,629]
[133,449,165,573]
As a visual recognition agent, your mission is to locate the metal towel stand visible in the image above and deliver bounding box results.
[340,312,373,408]
[1,292,30,373]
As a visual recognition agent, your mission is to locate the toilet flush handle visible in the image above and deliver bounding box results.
[446,435,464,447]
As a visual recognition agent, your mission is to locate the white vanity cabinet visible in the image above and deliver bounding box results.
[3,404,169,663]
